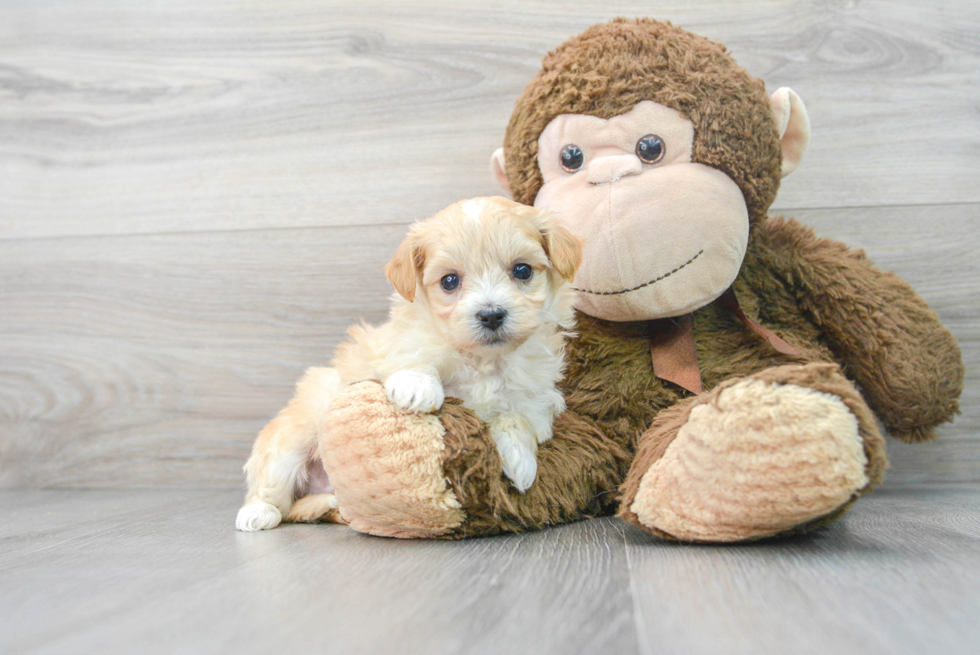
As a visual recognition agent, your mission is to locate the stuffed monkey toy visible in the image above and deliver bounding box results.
[311,18,963,542]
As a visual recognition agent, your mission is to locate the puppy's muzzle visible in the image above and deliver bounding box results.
[477,307,507,332]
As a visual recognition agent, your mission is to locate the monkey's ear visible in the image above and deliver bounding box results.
[769,87,810,177]
[538,214,583,283]
[384,230,424,302]
[490,148,513,198]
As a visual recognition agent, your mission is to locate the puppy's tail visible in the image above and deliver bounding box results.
[284,493,346,524]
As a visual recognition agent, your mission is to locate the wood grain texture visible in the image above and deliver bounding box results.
[0,224,402,488]
[2,4,977,653]
[0,489,636,655]
[0,0,978,240]
[0,487,977,654]
[0,0,977,490]
[625,484,980,655]
[0,204,977,489]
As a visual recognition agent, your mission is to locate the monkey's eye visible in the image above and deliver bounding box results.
[636,134,665,164]
[559,144,584,173]
[440,274,460,292]
[512,263,533,281]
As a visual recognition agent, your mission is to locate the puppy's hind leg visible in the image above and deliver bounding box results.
[236,367,342,531]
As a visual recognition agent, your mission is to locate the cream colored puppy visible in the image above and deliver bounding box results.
[236,196,583,531]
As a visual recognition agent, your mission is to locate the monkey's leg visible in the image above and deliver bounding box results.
[619,362,888,542]
[321,381,632,538]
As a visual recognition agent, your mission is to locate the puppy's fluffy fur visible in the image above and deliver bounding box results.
[236,196,583,531]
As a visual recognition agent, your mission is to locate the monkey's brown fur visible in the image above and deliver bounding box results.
[438,216,959,538]
[430,19,962,538]
[320,18,963,541]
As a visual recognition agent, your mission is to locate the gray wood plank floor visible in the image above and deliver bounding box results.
[1,486,978,655]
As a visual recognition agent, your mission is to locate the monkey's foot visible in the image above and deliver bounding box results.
[620,364,885,542]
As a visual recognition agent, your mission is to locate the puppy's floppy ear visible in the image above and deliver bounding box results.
[528,209,583,283]
[544,220,583,282]
[384,227,425,302]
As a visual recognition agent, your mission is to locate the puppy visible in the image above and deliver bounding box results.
[236,196,583,531]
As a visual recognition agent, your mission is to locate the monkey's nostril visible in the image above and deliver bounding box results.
[477,308,507,331]
[586,155,643,185]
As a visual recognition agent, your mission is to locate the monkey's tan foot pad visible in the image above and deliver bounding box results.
[628,377,870,542]
[319,381,464,538]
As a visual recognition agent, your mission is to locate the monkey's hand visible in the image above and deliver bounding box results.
[320,381,630,538]
[759,217,963,442]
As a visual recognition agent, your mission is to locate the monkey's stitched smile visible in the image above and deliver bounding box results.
[572,249,704,296]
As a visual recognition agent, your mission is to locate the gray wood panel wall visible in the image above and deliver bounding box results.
[1,0,977,489]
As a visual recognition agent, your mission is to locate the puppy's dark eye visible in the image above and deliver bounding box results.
[636,134,665,164]
[512,263,533,281]
[440,274,460,292]
[560,144,584,173]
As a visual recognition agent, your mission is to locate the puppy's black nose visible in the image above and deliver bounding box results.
[477,308,507,331]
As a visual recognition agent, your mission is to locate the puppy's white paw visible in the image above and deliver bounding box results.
[498,439,538,493]
[385,370,445,413]
[236,502,282,531]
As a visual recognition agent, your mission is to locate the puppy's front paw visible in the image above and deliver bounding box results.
[498,439,538,493]
[491,416,539,492]
[384,370,445,413]
[236,502,282,531]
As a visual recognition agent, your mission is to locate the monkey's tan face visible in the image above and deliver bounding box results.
[534,101,749,321]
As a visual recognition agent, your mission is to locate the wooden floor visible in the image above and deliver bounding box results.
[1,486,978,654]
[1,1,979,653]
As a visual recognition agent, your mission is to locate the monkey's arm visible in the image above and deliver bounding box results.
[321,380,633,538]
[438,402,633,536]
[757,217,963,442]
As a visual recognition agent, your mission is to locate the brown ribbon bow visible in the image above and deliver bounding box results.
[649,287,800,394]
